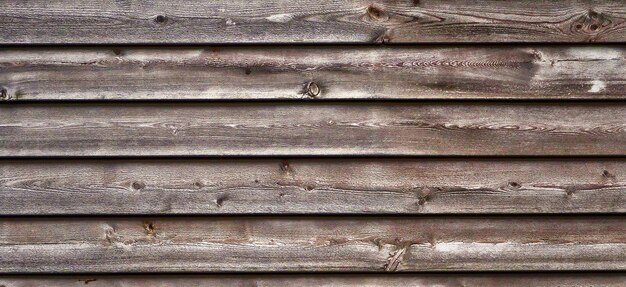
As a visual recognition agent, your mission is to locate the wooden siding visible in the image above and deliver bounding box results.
[1,46,625,100]
[2,217,626,272]
[1,0,626,283]
[1,158,625,215]
[3,102,626,157]
[3,274,626,287]
[2,0,626,44]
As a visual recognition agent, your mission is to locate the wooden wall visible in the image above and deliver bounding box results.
[1,0,626,285]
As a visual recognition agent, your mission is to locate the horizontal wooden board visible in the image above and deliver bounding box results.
[2,46,626,100]
[3,274,626,287]
[2,158,626,215]
[2,217,626,273]
[2,0,626,43]
[2,102,626,156]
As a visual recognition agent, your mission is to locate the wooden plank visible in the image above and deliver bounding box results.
[2,46,626,100]
[3,274,626,287]
[2,159,626,215]
[2,102,626,156]
[2,0,626,44]
[1,217,626,273]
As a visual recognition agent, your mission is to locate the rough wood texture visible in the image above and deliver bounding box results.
[2,102,626,156]
[2,159,625,215]
[2,217,626,273]
[2,0,626,44]
[3,274,626,287]
[2,46,625,100]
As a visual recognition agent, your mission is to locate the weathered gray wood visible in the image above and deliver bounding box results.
[1,217,626,273]
[2,102,626,156]
[1,0,626,44]
[3,274,626,287]
[2,159,626,215]
[2,46,625,100]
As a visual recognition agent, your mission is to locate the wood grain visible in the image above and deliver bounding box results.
[2,102,626,156]
[2,0,626,44]
[2,217,626,273]
[2,46,626,100]
[3,274,626,287]
[2,159,625,215]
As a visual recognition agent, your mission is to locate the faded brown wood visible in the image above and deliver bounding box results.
[3,274,626,287]
[1,46,625,100]
[2,102,626,156]
[2,217,626,273]
[1,0,626,44]
[1,159,625,215]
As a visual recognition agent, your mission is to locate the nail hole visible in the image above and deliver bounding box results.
[244,68,252,75]
[154,15,167,24]
[306,82,320,97]
[0,88,7,99]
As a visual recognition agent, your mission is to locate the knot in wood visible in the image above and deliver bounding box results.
[132,181,146,190]
[572,10,611,34]
[143,221,157,236]
[306,82,320,98]
[0,88,7,100]
[367,5,389,22]
[508,181,521,189]
[154,15,168,24]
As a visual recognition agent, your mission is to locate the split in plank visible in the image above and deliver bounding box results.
[1,46,626,100]
[2,102,626,156]
[1,158,625,215]
[3,274,626,287]
[1,0,626,44]
[2,216,626,273]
